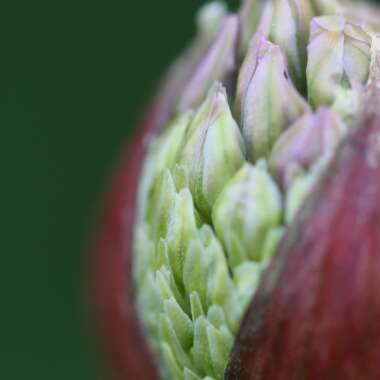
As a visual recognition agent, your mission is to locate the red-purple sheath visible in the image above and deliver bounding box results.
[226,103,380,379]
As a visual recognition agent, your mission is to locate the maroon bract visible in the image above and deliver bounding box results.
[226,100,380,380]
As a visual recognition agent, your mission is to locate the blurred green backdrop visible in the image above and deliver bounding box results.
[1,0,212,378]
[2,0,379,379]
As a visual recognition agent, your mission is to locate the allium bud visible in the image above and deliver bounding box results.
[260,0,315,90]
[307,15,372,110]
[340,1,380,33]
[178,15,239,112]
[93,1,380,379]
[269,107,346,186]
[313,0,340,13]
[234,33,273,119]
[284,152,331,223]
[180,83,245,218]
[238,35,309,160]
[212,162,282,268]
[138,112,192,222]
[239,0,265,55]
[196,1,227,39]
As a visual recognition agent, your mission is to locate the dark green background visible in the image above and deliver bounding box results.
[1,0,378,378]
[1,0,212,378]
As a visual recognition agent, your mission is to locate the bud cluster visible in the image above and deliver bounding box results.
[133,1,380,379]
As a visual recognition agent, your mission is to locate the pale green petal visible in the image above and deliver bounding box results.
[137,112,192,221]
[161,342,186,380]
[160,314,193,369]
[241,42,308,159]
[285,153,332,223]
[239,0,265,55]
[146,169,177,241]
[267,0,315,89]
[184,367,202,380]
[212,163,282,266]
[207,323,233,378]
[193,317,215,376]
[164,297,194,351]
[165,188,198,285]
[181,83,245,217]
[183,239,211,309]
[233,261,262,310]
[190,292,205,321]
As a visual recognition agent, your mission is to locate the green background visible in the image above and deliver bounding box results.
[1,0,378,379]
[1,0,209,378]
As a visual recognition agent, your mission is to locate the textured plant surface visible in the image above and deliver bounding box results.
[94,1,380,380]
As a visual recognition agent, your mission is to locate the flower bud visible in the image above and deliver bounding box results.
[145,169,177,242]
[369,34,380,86]
[284,152,331,223]
[341,1,380,34]
[269,107,346,186]
[307,15,372,110]
[93,1,380,379]
[178,15,239,112]
[230,226,285,311]
[153,3,228,134]
[138,112,192,221]
[212,163,282,268]
[238,36,309,160]
[239,0,266,55]
[180,83,245,218]
[234,33,273,120]
[262,0,315,90]
[196,1,227,39]
[312,0,340,14]
[158,224,242,379]
[165,187,199,285]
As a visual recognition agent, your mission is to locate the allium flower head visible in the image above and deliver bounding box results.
[94,1,380,379]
